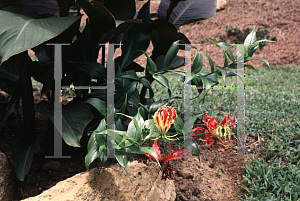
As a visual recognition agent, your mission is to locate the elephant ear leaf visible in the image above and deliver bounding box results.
[151,19,190,62]
[0,7,81,64]
[157,0,217,28]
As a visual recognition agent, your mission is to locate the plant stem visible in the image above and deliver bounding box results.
[18,52,36,144]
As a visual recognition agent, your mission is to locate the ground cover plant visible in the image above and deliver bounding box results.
[240,65,300,200]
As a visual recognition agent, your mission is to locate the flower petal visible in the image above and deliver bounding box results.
[229,115,235,128]
[220,111,230,126]
[163,146,191,162]
[205,134,214,145]
[190,127,206,135]
[152,139,161,161]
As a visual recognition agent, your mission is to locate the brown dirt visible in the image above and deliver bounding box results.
[135,0,300,67]
[0,0,299,200]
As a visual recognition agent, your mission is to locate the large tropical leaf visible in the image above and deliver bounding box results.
[157,0,217,28]
[11,141,40,181]
[21,0,60,14]
[119,0,152,70]
[103,0,136,21]
[36,98,93,147]
[0,7,81,64]
[151,19,190,61]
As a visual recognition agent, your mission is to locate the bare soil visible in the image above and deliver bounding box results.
[0,0,299,200]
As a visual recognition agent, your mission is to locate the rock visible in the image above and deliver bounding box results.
[217,0,227,11]
[0,151,14,201]
[42,160,62,172]
[22,161,176,201]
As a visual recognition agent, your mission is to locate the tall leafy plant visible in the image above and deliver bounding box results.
[0,0,271,181]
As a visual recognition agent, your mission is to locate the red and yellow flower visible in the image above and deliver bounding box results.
[191,111,235,146]
[145,139,191,180]
[154,106,177,134]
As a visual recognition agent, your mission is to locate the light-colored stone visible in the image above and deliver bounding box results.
[0,151,14,201]
[22,161,176,201]
[217,0,227,11]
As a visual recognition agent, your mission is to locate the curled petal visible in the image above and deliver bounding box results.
[163,145,191,162]
[146,139,161,161]
[162,107,169,126]
[220,111,230,126]
[207,117,218,136]
[229,115,235,128]
[190,127,206,135]
[205,134,214,146]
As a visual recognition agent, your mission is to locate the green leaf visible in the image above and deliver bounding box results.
[184,139,201,162]
[245,57,270,68]
[85,132,102,170]
[141,51,157,75]
[103,0,136,21]
[116,70,141,81]
[233,44,245,62]
[153,74,169,89]
[73,60,107,80]
[244,27,257,51]
[174,115,184,133]
[125,145,161,168]
[36,99,93,147]
[183,114,201,134]
[199,52,214,72]
[149,100,168,115]
[207,39,235,63]
[152,73,172,99]
[199,75,214,92]
[0,68,19,82]
[141,119,155,140]
[85,98,107,116]
[156,55,185,72]
[0,8,81,64]
[164,41,180,70]
[76,0,115,40]
[119,0,151,69]
[218,42,235,62]
[140,78,154,99]
[127,109,144,142]
[128,89,140,108]
[11,141,40,181]
[174,137,200,162]
[216,66,226,82]
[115,81,137,108]
[115,150,132,183]
[116,113,142,136]
[191,51,203,74]
[114,94,128,121]
[1,86,21,126]
[150,19,190,63]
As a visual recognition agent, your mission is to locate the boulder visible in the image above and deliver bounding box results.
[217,0,227,11]
[0,151,14,201]
[22,161,176,201]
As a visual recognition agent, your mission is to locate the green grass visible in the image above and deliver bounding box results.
[139,64,300,200]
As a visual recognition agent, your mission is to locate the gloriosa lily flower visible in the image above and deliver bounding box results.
[191,111,235,146]
[145,139,191,180]
[153,106,178,140]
